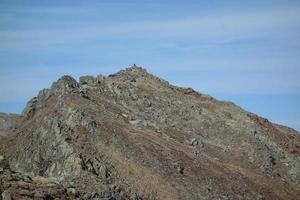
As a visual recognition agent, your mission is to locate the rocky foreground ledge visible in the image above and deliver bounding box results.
[0,156,74,199]
[0,66,299,200]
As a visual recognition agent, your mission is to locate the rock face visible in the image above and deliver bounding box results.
[0,66,299,200]
[0,156,74,199]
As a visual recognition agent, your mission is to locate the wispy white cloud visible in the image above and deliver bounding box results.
[1,5,299,50]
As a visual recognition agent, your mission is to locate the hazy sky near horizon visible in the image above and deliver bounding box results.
[0,0,300,131]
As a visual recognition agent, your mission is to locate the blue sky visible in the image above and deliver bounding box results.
[0,0,300,131]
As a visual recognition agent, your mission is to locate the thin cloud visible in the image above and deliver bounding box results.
[1,6,299,49]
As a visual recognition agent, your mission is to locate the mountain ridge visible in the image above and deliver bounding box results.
[0,66,299,200]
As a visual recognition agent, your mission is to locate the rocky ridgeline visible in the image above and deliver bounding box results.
[0,66,300,200]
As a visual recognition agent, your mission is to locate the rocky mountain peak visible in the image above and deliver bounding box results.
[125,65,149,75]
[51,75,79,94]
[1,66,299,200]
[109,65,152,80]
[21,75,79,119]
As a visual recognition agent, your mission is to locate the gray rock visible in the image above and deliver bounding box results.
[1,190,12,200]
[79,76,96,85]
[191,138,198,146]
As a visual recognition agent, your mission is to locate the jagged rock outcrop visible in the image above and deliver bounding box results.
[0,66,299,200]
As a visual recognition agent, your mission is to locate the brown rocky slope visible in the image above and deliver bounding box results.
[0,66,299,200]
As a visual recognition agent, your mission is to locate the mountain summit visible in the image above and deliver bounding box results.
[0,66,299,199]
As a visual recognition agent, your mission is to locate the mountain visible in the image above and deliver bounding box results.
[0,66,299,200]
